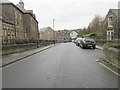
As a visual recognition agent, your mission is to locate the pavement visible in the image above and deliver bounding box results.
[2,43,118,88]
[96,45,120,77]
[1,44,57,67]
[98,59,120,75]
[96,45,103,50]
[1,44,103,68]
[2,43,119,88]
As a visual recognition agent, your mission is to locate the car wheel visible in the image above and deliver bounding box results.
[82,45,85,49]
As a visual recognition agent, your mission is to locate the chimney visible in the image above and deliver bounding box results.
[19,0,24,8]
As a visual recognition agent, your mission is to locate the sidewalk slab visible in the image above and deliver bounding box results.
[97,57,120,76]
[96,45,103,50]
[1,44,55,67]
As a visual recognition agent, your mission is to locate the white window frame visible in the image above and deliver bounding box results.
[107,30,114,40]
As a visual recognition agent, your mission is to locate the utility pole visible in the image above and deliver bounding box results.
[53,19,56,30]
[53,19,56,45]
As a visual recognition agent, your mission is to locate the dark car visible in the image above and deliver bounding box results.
[80,38,96,49]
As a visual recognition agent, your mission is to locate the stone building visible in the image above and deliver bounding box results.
[55,29,82,43]
[39,27,55,40]
[1,0,39,44]
[102,9,120,68]
[56,29,71,43]
[102,9,119,40]
[17,0,39,43]
[1,14,15,45]
[2,1,24,43]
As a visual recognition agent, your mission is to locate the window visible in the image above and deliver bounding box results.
[108,16,113,28]
[25,29,27,38]
[107,30,114,40]
[4,30,7,37]
[111,31,114,40]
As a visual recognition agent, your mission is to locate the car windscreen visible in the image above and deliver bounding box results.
[84,38,95,41]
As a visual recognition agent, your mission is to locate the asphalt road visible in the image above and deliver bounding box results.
[2,43,118,88]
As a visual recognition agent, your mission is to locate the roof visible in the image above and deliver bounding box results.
[110,9,119,17]
[70,30,78,33]
[16,4,33,14]
[103,9,120,23]
[16,4,38,22]
[0,0,11,3]
[40,27,53,32]
[16,4,27,13]
[57,30,69,34]
[1,1,38,23]
[68,29,81,35]
[0,14,14,25]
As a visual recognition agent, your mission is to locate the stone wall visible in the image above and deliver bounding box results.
[103,42,120,68]
[2,43,37,55]
[2,40,55,56]
[95,39,107,46]
[95,39,119,46]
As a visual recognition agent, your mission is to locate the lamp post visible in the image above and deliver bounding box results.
[53,19,56,45]
[53,19,56,30]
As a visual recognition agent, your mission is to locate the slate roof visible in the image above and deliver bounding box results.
[40,27,52,32]
[110,9,119,17]
[56,30,73,37]
[16,4,33,14]
[0,14,14,24]
[16,4,27,13]
[16,4,37,21]
[67,29,81,35]
[0,0,11,3]
[1,0,38,23]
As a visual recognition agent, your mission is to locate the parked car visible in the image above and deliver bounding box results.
[80,38,96,49]
[74,38,82,46]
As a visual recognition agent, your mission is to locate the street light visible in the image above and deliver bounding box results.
[53,19,56,30]
[53,19,56,45]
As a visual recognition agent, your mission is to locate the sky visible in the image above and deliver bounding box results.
[9,0,119,30]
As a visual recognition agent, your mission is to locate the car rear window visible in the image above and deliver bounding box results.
[84,38,95,41]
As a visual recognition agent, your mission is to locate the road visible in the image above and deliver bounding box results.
[2,43,118,88]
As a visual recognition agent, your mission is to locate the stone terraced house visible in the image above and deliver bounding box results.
[39,27,55,40]
[102,9,119,41]
[1,0,39,44]
[0,14,15,45]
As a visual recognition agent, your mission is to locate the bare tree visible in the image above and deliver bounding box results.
[87,15,103,39]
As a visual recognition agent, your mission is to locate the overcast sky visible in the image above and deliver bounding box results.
[9,0,119,30]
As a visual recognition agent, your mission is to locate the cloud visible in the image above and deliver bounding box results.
[9,0,119,30]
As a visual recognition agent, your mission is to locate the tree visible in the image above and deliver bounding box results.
[88,15,103,39]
